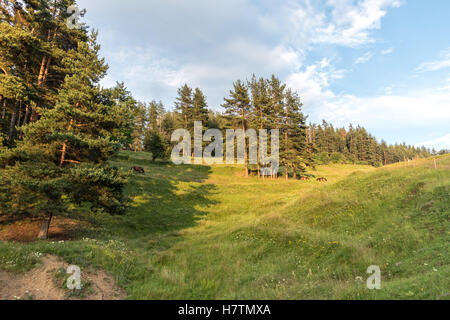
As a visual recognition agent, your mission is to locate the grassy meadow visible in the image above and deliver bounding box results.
[0,152,449,300]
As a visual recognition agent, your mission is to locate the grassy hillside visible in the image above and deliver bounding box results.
[1,152,449,300]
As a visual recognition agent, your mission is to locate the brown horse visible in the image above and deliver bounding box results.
[132,166,145,174]
[317,177,328,182]
[300,176,310,181]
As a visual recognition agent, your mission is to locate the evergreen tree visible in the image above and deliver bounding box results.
[248,76,272,176]
[268,75,286,132]
[144,130,167,161]
[148,100,159,132]
[175,84,193,130]
[192,88,209,124]
[281,89,307,179]
[0,31,129,239]
[248,76,271,130]
[222,80,251,177]
[0,0,90,144]
[130,101,147,152]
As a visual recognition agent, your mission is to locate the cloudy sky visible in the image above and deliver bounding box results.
[77,0,450,150]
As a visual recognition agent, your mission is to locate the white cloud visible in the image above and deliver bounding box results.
[416,48,450,73]
[286,57,346,108]
[417,134,450,151]
[319,90,450,130]
[285,58,450,139]
[355,52,373,64]
[381,47,394,55]
[311,0,403,46]
[102,41,307,109]
[100,47,188,106]
[79,0,404,108]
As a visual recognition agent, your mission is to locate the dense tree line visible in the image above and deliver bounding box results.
[307,121,432,167]
[220,75,310,178]
[145,77,310,178]
[151,78,431,176]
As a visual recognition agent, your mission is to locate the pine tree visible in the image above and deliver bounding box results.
[103,82,137,150]
[148,100,159,132]
[144,130,167,161]
[248,76,272,177]
[0,31,129,239]
[0,0,90,144]
[268,75,286,132]
[281,89,307,179]
[192,88,209,124]
[0,17,40,145]
[130,101,147,152]
[248,76,271,130]
[222,80,251,177]
[175,84,193,130]
[268,75,286,177]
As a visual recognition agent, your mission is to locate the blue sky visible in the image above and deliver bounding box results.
[77,0,450,150]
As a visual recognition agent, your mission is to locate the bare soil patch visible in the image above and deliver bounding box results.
[0,216,88,242]
[0,255,126,300]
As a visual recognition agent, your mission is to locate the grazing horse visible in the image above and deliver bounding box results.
[132,166,145,174]
[317,177,328,182]
[300,176,310,181]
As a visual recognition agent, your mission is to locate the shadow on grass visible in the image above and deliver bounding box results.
[96,158,218,243]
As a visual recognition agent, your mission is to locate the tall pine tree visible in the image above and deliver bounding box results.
[222,80,251,177]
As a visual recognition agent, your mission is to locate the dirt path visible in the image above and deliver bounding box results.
[0,216,91,242]
[0,255,126,300]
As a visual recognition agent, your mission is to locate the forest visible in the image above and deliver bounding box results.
[0,0,442,239]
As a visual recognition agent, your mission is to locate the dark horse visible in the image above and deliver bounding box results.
[317,177,328,182]
[132,166,145,174]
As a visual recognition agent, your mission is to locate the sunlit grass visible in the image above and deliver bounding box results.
[1,152,448,300]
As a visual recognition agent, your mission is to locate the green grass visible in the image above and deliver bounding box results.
[1,151,449,300]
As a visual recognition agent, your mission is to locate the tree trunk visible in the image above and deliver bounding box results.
[38,213,53,240]
[19,105,30,139]
[37,56,48,86]
[258,114,263,178]
[1,98,5,120]
[242,111,248,178]
[32,30,55,123]
[30,106,39,122]
[43,57,52,81]
[285,109,289,182]
[17,103,22,131]
[60,119,74,167]
[31,57,51,123]
[8,103,19,145]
